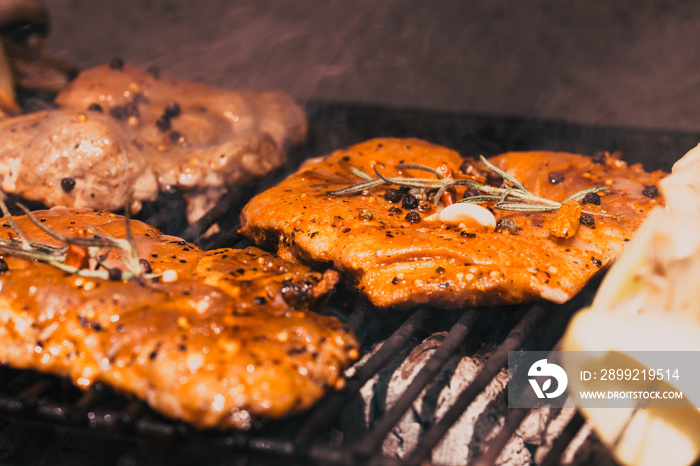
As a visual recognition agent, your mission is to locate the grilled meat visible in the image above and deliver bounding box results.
[0,63,306,221]
[240,138,665,309]
[0,208,357,429]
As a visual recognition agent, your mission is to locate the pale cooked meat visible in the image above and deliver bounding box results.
[240,138,665,309]
[0,110,158,213]
[0,208,358,429]
[0,63,306,221]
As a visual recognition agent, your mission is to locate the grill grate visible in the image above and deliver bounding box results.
[0,102,690,465]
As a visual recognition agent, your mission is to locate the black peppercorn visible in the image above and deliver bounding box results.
[140,259,152,274]
[132,93,149,106]
[164,102,181,118]
[169,130,182,143]
[124,102,139,117]
[548,172,564,184]
[0,258,7,274]
[463,188,480,199]
[417,200,431,212]
[156,115,171,132]
[496,218,518,234]
[108,268,123,281]
[109,57,124,70]
[61,177,76,193]
[402,194,418,210]
[591,151,607,165]
[109,106,127,120]
[580,213,595,226]
[459,158,474,174]
[384,188,403,203]
[486,171,503,185]
[405,211,421,223]
[388,206,403,214]
[582,192,601,205]
[87,103,103,112]
[642,185,659,198]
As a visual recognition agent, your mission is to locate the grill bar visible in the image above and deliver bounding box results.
[180,187,247,243]
[470,407,531,466]
[200,222,244,250]
[540,411,587,466]
[355,308,479,458]
[294,307,429,449]
[404,305,546,465]
[0,103,680,464]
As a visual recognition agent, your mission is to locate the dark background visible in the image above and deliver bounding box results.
[47,0,700,134]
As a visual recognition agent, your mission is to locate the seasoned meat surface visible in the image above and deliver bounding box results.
[0,208,357,429]
[240,138,665,309]
[0,64,306,221]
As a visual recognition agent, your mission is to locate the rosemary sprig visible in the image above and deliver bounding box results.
[0,194,160,281]
[327,155,609,214]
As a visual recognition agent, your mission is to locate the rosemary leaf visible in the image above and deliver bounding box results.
[328,157,610,217]
[0,238,65,255]
[16,203,116,248]
[0,190,165,283]
[395,163,445,179]
[349,166,374,181]
[372,165,444,188]
[382,179,445,188]
[447,179,504,195]
[433,181,458,208]
[494,202,561,212]
[123,195,141,276]
[0,195,30,250]
[458,195,502,204]
[479,155,527,191]
[562,185,610,203]
[327,179,386,196]
[0,244,63,262]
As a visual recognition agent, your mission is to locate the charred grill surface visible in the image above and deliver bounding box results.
[0,102,693,465]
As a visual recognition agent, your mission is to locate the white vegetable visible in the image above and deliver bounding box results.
[425,203,496,231]
[561,142,700,466]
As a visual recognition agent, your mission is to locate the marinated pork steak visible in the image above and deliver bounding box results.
[0,63,306,221]
[240,138,666,309]
[0,208,357,429]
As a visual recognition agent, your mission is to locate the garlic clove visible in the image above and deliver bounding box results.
[431,202,496,231]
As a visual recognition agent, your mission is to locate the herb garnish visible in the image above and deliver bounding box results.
[328,155,609,214]
[0,193,160,281]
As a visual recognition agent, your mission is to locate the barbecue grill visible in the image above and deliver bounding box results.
[0,101,694,465]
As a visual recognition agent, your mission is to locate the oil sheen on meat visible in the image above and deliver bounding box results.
[0,64,306,221]
[0,208,358,429]
[240,138,666,309]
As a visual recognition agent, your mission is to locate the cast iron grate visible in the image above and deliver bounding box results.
[0,293,595,465]
[0,102,690,464]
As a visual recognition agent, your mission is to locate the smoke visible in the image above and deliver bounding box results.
[47,0,700,131]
